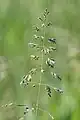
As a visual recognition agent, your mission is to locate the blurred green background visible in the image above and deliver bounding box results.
[0,0,80,120]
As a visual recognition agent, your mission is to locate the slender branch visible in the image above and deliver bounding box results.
[23,81,64,93]
[38,107,54,120]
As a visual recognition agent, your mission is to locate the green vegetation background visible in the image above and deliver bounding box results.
[0,0,80,120]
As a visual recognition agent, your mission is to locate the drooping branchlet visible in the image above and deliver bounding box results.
[54,88,64,94]
[47,22,52,27]
[48,38,56,44]
[30,55,39,60]
[38,17,43,22]
[20,68,37,87]
[28,42,38,48]
[45,85,52,97]
[46,58,55,68]
[35,26,40,32]
[51,72,62,81]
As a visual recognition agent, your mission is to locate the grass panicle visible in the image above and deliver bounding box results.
[1,9,63,120]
